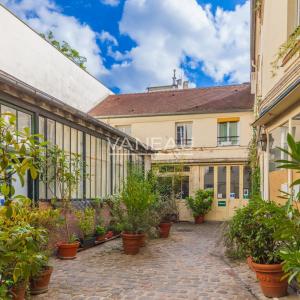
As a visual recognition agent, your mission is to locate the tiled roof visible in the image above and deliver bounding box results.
[89,83,254,117]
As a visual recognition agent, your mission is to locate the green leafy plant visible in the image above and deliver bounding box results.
[110,167,156,234]
[280,250,300,284]
[76,207,96,238]
[271,26,300,76]
[0,113,43,208]
[39,145,84,243]
[95,225,106,236]
[186,189,213,217]
[40,31,87,70]
[225,198,288,264]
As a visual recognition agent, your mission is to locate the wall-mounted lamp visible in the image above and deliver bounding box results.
[259,133,267,151]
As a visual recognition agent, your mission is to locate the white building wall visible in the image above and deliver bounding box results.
[0,5,112,113]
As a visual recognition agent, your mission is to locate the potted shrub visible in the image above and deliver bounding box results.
[0,114,48,299]
[186,189,213,224]
[95,225,106,242]
[39,145,83,259]
[76,207,96,248]
[225,198,289,298]
[114,167,155,255]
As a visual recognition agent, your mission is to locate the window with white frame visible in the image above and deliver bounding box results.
[116,125,131,135]
[218,121,239,146]
[176,122,192,146]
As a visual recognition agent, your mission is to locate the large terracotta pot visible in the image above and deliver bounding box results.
[159,222,172,238]
[122,232,141,255]
[252,261,288,298]
[57,242,80,260]
[139,232,146,247]
[194,215,204,224]
[30,266,53,295]
[11,282,26,300]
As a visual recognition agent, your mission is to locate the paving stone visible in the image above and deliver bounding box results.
[31,223,295,300]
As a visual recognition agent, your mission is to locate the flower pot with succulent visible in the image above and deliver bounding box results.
[186,189,213,224]
[95,225,106,242]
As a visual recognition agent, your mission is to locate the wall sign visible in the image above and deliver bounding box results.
[218,200,226,207]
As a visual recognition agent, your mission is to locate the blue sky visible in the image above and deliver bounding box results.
[1,0,250,94]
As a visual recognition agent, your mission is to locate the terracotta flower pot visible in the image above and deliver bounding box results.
[11,282,26,300]
[57,242,80,260]
[252,261,288,298]
[30,266,53,295]
[194,215,204,224]
[122,232,141,255]
[105,231,114,239]
[96,234,106,242]
[159,222,172,238]
[139,232,146,247]
[247,256,254,272]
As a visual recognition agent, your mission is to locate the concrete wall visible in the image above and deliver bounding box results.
[0,5,112,113]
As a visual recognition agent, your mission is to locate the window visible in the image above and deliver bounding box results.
[217,166,226,199]
[230,166,239,199]
[218,121,239,146]
[204,166,214,190]
[176,122,192,147]
[174,176,189,199]
[116,125,131,135]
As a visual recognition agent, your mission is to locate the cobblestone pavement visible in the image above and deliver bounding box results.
[32,223,261,300]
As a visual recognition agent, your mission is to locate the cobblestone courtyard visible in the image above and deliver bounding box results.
[32,223,293,300]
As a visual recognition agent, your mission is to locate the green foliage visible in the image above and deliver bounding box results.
[41,31,87,70]
[280,250,300,284]
[186,189,213,217]
[38,145,84,243]
[75,207,96,238]
[225,198,288,264]
[0,113,44,206]
[95,225,106,236]
[271,26,300,76]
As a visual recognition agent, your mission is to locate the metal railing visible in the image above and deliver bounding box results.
[217,136,239,146]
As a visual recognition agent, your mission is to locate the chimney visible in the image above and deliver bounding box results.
[183,81,189,89]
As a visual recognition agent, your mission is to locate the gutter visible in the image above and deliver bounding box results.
[253,78,300,127]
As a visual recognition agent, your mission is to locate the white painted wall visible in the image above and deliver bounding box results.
[0,5,112,112]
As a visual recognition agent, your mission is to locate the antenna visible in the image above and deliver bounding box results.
[172,69,177,86]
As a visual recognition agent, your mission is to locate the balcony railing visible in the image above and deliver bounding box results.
[176,138,192,147]
[217,136,239,146]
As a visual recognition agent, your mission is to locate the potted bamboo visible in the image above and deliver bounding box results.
[186,189,213,224]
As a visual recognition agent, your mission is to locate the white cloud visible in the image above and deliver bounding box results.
[104,0,250,93]
[98,30,118,46]
[101,0,120,7]
[1,0,108,78]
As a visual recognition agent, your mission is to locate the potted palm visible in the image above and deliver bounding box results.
[186,189,213,224]
[39,145,83,259]
[76,207,96,248]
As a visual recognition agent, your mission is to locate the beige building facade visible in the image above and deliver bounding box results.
[251,0,300,202]
[90,84,254,221]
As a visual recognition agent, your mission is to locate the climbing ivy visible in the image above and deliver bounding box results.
[40,31,87,70]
